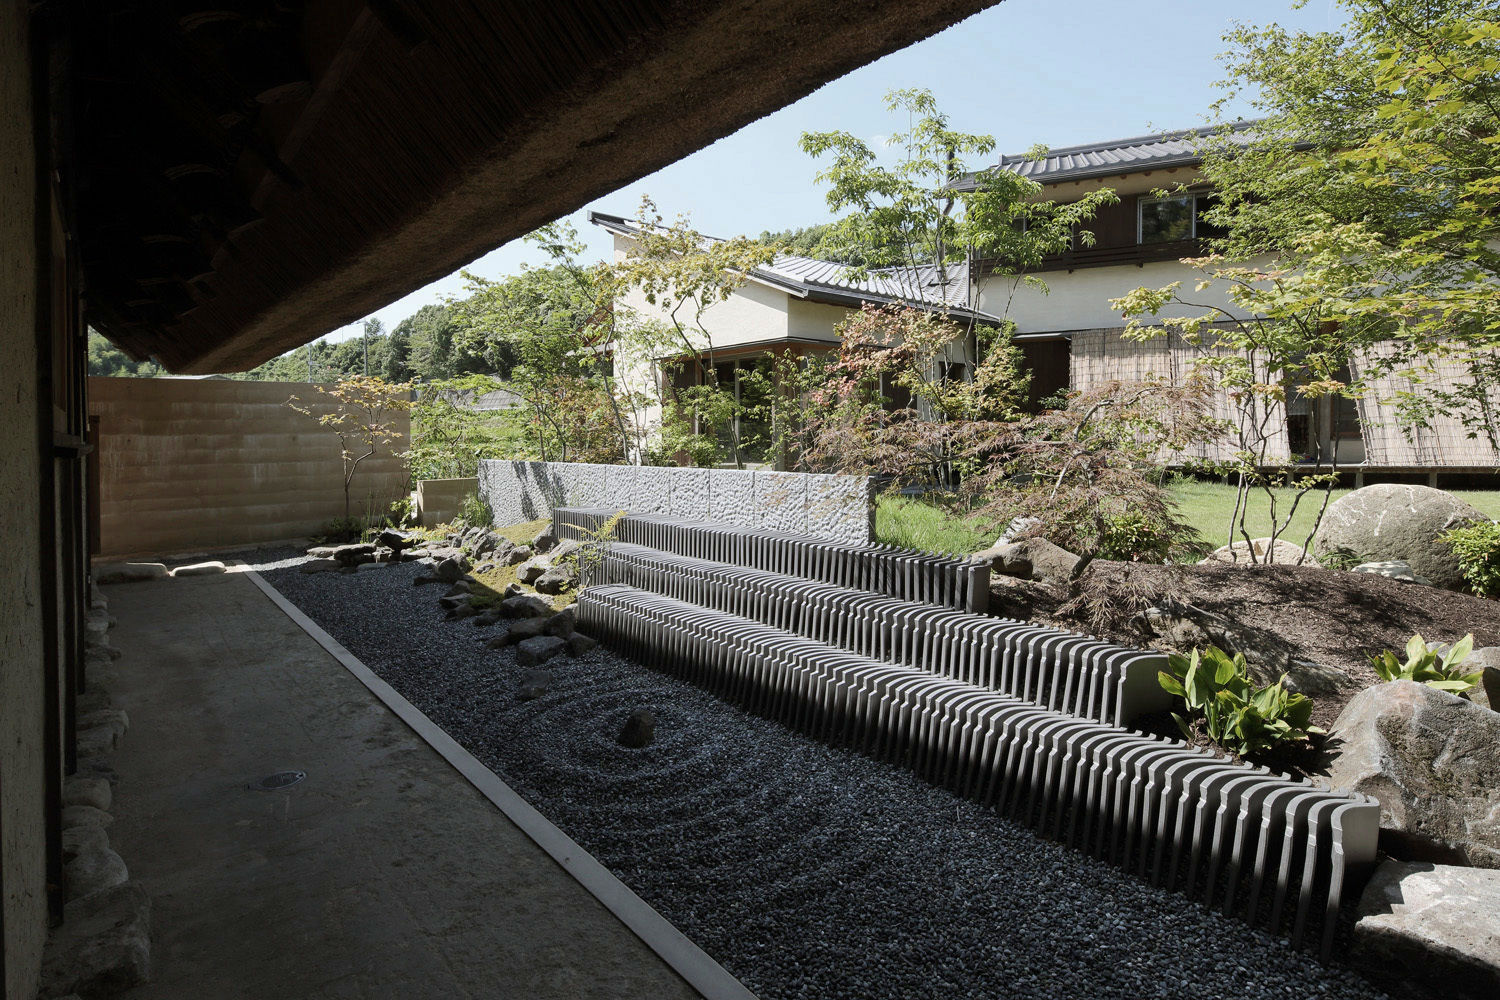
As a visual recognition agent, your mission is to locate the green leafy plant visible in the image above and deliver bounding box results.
[388,494,416,527]
[1442,522,1500,598]
[459,491,492,529]
[1157,645,1322,757]
[312,515,364,545]
[1369,633,1482,694]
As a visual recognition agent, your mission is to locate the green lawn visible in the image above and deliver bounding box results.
[1171,480,1500,551]
[875,483,1500,559]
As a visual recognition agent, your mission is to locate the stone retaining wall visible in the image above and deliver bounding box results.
[477,461,874,543]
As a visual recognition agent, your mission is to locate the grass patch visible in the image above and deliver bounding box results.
[875,495,990,556]
[1170,480,1500,552]
[493,518,549,546]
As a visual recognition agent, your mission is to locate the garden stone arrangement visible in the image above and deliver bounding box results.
[262,547,1401,1000]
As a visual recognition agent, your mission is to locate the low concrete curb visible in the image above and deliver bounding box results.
[238,563,756,1000]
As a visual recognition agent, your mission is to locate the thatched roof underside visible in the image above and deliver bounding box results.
[65,0,999,373]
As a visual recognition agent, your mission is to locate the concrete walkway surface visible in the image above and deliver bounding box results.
[102,570,701,1000]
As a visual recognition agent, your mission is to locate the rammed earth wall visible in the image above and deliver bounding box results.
[477,461,875,544]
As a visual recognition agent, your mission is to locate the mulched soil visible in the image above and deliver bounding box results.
[990,559,1500,731]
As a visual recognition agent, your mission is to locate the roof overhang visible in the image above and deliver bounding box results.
[62,0,1001,373]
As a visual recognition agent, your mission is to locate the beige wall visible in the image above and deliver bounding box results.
[90,377,411,558]
[1,4,48,996]
[417,477,477,527]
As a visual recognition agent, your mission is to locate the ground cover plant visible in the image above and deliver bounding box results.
[1369,633,1483,694]
[1158,645,1321,759]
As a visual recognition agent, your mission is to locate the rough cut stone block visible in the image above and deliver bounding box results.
[562,463,607,509]
[805,474,872,543]
[635,465,674,515]
[1352,860,1500,1000]
[603,464,640,510]
[668,468,710,519]
[707,469,756,526]
[477,462,521,525]
[752,471,809,534]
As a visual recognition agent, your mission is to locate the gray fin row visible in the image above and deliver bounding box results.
[577,584,1381,961]
[596,541,1171,727]
[553,507,989,613]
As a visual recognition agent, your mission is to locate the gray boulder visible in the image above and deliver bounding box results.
[567,633,598,656]
[434,556,466,584]
[516,635,568,667]
[500,594,553,619]
[1352,559,1433,586]
[516,669,553,701]
[61,805,112,830]
[535,562,579,595]
[330,543,376,567]
[300,557,340,574]
[517,557,549,584]
[543,607,576,638]
[503,618,550,645]
[170,560,226,577]
[1313,484,1485,589]
[1352,861,1500,1000]
[617,709,656,748]
[63,777,112,812]
[550,538,583,563]
[375,528,409,552]
[40,882,151,998]
[1201,537,1309,565]
[971,541,1032,580]
[531,529,558,554]
[93,562,167,584]
[1324,680,1500,867]
[65,844,129,901]
[505,544,532,566]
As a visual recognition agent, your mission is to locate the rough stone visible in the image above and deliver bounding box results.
[376,528,409,552]
[516,635,568,667]
[504,618,549,645]
[1351,861,1500,1000]
[306,545,339,558]
[500,594,553,619]
[1352,559,1433,586]
[517,557,549,584]
[505,544,533,566]
[444,580,472,596]
[970,542,1033,579]
[567,633,598,656]
[65,844,129,901]
[516,669,553,701]
[61,824,109,860]
[1323,680,1500,867]
[470,609,503,628]
[1313,484,1486,590]
[355,561,386,572]
[63,777,112,812]
[434,556,467,584]
[40,882,151,998]
[502,583,527,598]
[617,708,656,748]
[549,538,582,563]
[543,607,576,638]
[330,543,377,567]
[1201,537,1310,565]
[170,560,226,577]
[535,562,579,595]
[445,602,480,621]
[300,558,341,574]
[94,562,167,584]
[532,529,558,554]
[61,805,113,830]
[994,515,1042,546]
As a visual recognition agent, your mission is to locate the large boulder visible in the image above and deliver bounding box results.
[535,562,579,595]
[516,635,568,667]
[971,537,1080,588]
[1312,484,1485,590]
[1323,680,1500,867]
[1200,537,1309,565]
[1352,861,1500,1000]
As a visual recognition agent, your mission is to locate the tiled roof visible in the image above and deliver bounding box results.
[977,120,1261,185]
[590,211,1002,324]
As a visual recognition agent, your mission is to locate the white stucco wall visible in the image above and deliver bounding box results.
[977,259,1247,336]
[785,298,847,344]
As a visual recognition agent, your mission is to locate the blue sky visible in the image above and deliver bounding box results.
[326,0,1344,343]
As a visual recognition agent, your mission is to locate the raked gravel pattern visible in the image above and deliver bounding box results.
[259,552,1399,1000]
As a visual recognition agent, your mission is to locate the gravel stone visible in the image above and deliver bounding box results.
[259,548,1397,1000]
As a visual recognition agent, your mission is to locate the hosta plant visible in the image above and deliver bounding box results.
[1158,645,1322,758]
[1369,633,1482,695]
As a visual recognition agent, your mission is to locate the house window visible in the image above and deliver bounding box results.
[1138,195,1194,243]
[1138,191,1221,244]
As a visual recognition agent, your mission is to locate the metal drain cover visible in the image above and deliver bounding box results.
[248,770,306,791]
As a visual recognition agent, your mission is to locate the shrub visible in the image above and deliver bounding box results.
[1441,521,1500,597]
[388,494,416,527]
[314,515,364,544]
[459,491,492,529]
[1157,645,1322,758]
[1369,633,1482,694]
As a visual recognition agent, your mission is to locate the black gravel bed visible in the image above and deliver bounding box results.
[260,552,1398,1000]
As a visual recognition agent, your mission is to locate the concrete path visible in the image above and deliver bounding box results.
[103,571,700,1000]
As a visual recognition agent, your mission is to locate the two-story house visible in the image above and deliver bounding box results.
[970,124,1500,483]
